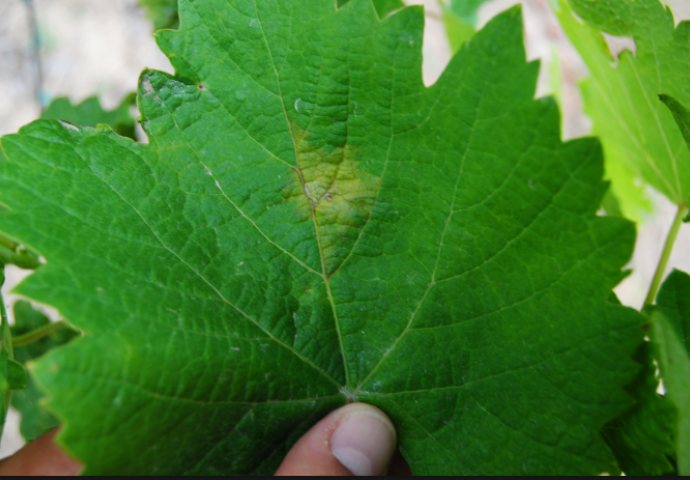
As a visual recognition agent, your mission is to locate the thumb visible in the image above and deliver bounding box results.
[275,403,397,476]
[0,428,82,476]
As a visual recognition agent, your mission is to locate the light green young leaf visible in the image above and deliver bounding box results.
[442,10,476,54]
[41,94,137,141]
[440,0,492,53]
[10,302,79,442]
[555,0,690,220]
[371,0,405,18]
[0,1,643,474]
[444,0,490,25]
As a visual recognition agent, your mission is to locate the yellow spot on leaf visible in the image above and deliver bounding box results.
[290,124,380,275]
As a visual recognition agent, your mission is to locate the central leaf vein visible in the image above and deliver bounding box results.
[252,0,352,390]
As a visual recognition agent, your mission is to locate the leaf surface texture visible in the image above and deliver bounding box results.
[0,1,643,474]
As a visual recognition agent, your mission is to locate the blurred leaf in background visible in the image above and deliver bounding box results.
[370,0,405,18]
[41,93,137,141]
[139,0,180,31]
[554,0,690,221]
[440,0,490,53]
[10,302,79,442]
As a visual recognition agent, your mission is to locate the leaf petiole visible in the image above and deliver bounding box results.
[0,271,13,431]
[645,202,689,306]
[0,236,20,253]
[0,236,41,270]
[12,320,70,348]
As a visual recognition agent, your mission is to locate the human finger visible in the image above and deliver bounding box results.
[0,428,82,476]
[275,402,397,476]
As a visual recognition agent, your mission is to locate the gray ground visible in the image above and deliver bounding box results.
[0,0,689,460]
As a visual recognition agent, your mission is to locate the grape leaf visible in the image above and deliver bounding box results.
[651,274,690,477]
[601,292,676,475]
[657,270,690,356]
[649,270,690,475]
[145,0,404,33]
[41,94,137,141]
[442,11,476,54]
[340,0,405,19]
[139,0,180,31]
[602,341,677,475]
[554,0,690,220]
[445,0,489,26]
[370,0,405,19]
[0,1,643,475]
[660,94,690,158]
[440,0,491,53]
[10,302,79,442]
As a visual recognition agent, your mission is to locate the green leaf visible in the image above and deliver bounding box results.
[442,10,476,54]
[0,1,643,474]
[657,270,690,356]
[444,0,490,26]
[10,302,79,442]
[440,0,492,53]
[139,0,180,31]
[602,341,677,475]
[371,0,404,19]
[651,308,690,476]
[41,94,137,141]
[660,94,690,158]
[0,371,7,396]
[601,292,675,475]
[555,0,690,219]
[601,189,625,218]
[6,359,27,391]
[141,0,404,32]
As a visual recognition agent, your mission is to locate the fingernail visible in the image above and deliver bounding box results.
[330,407,397,476]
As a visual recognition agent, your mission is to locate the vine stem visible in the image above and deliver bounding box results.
[644,202,689,306]
[12,321,68,348]
[0,236,19,253]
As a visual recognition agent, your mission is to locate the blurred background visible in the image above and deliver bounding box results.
[0,0,689,459]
